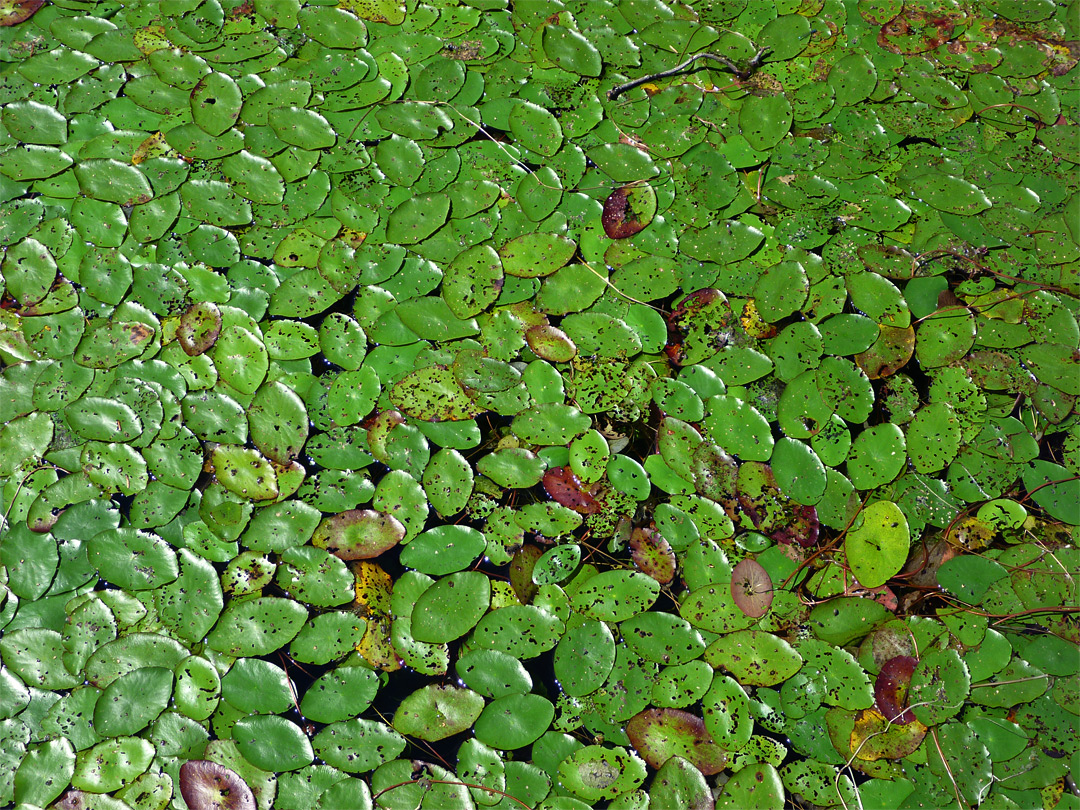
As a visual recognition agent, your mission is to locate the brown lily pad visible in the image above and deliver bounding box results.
[851,707,928,761]
[509,543,543,604]
[177,301,223,356]
[731,557,774,618]
[525,324,578,363]
[179,760,257,810]
[854,324,915,379]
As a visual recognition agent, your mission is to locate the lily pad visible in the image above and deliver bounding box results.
[845,500,910,588]
[602,184,657,239]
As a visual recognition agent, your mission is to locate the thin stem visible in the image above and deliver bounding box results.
[372,779,532,809]
[607,47,772,100]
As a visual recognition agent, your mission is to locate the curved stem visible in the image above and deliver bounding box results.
[607,47,772,100]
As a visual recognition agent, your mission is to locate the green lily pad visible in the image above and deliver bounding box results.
[232,715,314,772]
[510,100,563,157]
[205,596,308,657]
[300,666,380,724]
[500,233,577,278]
[442,244,504,319]
[399,525,486,575]
[845,500,910,588]
[75,159,153,205]
[477,446,546,488]
[221,150,286,204]
[391,365,483,421]
[386,192,450,245]
[313,719,406,774]
[541,24,602,77]
[88,527,178,591]
[554,618,616,697]
[740,93,793,151]
[13,738,75,807]
[411,570,491,643]
[474,692,556,750]
[3,100,67,145]
[212,325,268,395]
[571,571,660,622]
[705,630,803,686]
[910,648,971,726]
[211,444,279,501]
[93,666,173,738]
[558,745,647,803]
[906,173,991,216]
[393,684,485,742]
[845,424,906,490]
[71,736,155,793]
[268,105,337,149]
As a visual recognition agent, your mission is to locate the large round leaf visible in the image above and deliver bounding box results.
[845,500,910,588]
[411,571,491,643]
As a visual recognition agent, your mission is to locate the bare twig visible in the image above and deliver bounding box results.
[607,47,772,100]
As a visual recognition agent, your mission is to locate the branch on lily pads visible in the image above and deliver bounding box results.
[607,47,772,100]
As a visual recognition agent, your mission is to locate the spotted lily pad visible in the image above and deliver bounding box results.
[311,509,405,561]
[626,708,728,775]
[602,183,657,239]
[391,366,483,421]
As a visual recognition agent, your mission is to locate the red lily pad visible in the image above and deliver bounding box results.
[543,466,601,514]
[875,655,918,724]
[877,6,960,55]
[602,183,657,239]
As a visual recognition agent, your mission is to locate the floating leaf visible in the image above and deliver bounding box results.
[627,708,728,775]
[907,173,991,216]
[312,509,404,561]
[845,501,909,588]
[874,655,918,724]
[500,233,577,278]
[179,760,256,810]
[571,570,660,622]
[474,693,555,750]
[602,183,657,239]
[730,558,774,618]
[394,684,485,742]
[391,366,483,421]
[558,745,647,802]
[386,193,450,245]
[541,24,602,77]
